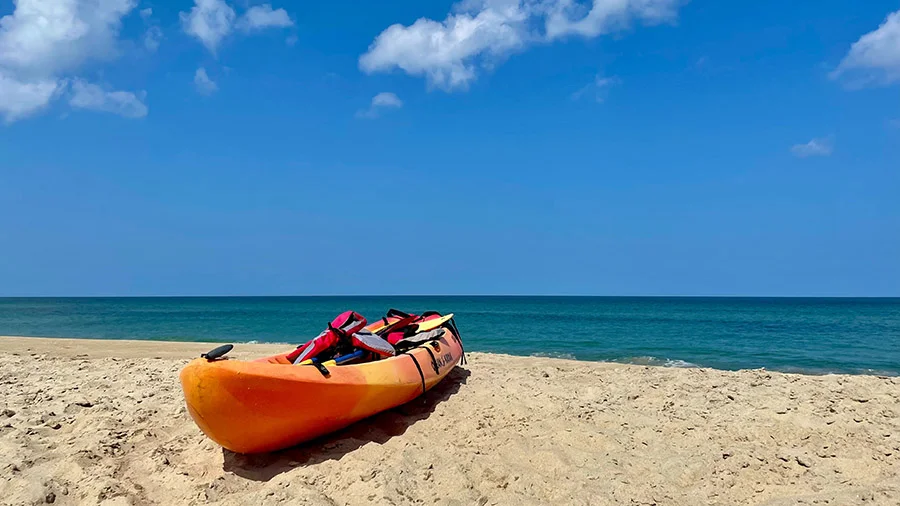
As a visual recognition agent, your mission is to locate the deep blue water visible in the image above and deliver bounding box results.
[0,297,898,375]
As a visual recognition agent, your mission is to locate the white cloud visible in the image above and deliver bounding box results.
[0,0,143,123]
[139,6,162,52]
[144,26,163,51]
[544,0,682,39]
[359,0,685,91]
[69,79,148,118]
[571,74,620,102]
[0,72,62,122]
[791,137,834,158]
[357,91,403,118]
[194,67,218,94]
[372,92,403,108]
[359,5,527,91]
[180,0,236,54]
[831,9,900,87]
[0,0,136,76]
[237,4,293,31]
[180,0,294,53]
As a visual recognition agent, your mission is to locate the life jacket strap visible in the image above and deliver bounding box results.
[386,308,412,319]
[310,357,330,376]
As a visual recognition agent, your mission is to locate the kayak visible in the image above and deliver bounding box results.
[179,315,464,454]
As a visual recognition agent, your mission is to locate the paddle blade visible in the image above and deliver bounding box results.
[415,314,454,333]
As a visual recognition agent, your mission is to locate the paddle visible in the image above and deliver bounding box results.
[412,313,454,333]
[297,349,366,367]
[302,349,367,376]
[330,350,366,365]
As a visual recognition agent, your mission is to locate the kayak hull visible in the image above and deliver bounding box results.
[179,328,463,454]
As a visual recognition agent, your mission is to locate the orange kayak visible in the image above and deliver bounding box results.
[179,319,464,454]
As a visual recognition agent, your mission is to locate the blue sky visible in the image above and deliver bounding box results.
[0,0,898,296]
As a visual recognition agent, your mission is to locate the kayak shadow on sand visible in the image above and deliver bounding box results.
[221,365,471,481]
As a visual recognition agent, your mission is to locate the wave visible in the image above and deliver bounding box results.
[527,352,699,369]
[614,355,700,368]
[529,351,577,360]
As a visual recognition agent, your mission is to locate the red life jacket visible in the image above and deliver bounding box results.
[351,330,395,357]
[287,311,367,364]
[380,311,444,345]
[377,314,419,344]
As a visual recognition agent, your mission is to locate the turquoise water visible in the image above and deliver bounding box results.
[0,297,898,375]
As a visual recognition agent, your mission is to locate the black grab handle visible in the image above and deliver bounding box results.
[201,344,233,361]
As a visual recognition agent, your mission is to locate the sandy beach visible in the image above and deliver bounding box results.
[1,336,898,505]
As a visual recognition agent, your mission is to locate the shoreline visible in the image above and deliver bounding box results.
[0,335,290,360]
[2,335,896,378]
[2,336,899,504]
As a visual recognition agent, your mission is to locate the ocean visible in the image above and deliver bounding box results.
[0,297,898,375]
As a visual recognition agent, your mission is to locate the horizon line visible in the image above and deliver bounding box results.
[1,294,898,299]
